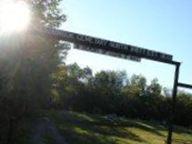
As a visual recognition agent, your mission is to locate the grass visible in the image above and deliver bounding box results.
[42,110,192,144]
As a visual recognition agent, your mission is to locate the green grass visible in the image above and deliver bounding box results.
[43,110,192,144]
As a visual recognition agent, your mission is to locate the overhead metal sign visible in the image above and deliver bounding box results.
[33,28,173,63]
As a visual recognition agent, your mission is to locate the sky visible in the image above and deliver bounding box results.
[60,0,192,90]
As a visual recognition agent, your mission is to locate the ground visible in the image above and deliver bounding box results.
[19,110,192,144]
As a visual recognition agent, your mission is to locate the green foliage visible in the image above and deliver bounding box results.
[29,0,66,28]
[130,74,147,93]
[0,0,67,144]
[52,63,192,127]
[174,92,192,126]
[89,70,126,113]
[147,78,162,96]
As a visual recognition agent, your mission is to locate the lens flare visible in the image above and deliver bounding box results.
[0,0,31,34]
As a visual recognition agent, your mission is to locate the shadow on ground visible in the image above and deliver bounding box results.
[34,110,192,144]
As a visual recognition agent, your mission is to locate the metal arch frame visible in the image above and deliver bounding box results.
[167,62,180,144]
[165,62,192,144]
[32,28,192,144]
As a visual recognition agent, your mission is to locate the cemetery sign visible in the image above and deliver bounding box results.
[34,28,173,63]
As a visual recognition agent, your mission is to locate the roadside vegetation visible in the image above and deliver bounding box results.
[18,110,192,144]
[0,0,192,144]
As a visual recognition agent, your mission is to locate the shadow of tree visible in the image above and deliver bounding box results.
[83,126,144,142]
[173,138,192,144]
[173,125,192,135]
[66,112,165,138]
[60,124,144,144]
[90,121,164,137]
[55,111,146,143]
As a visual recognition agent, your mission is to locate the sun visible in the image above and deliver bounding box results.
[0,0,31,34]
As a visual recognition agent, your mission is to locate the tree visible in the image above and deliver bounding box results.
[29,0,66,28]
[135,78,163,120]
[130,75,146,90]
[121,75,143,118]
[50,64,192,126]
[122,74,147,99]
[174,92,192,126]
[87,70,126,113]
[0,0,68,143]
[146,78,162,96]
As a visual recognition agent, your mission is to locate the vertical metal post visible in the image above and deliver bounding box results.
[167,63,180,144]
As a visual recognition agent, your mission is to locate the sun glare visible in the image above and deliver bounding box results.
[0,0,31,34]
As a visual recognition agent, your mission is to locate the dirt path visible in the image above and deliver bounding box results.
[30,117,67,144]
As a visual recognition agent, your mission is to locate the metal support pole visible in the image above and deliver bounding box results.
[167,63,180,144]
